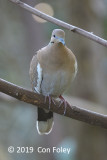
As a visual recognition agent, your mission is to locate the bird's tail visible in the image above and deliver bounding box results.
[36,108,54,135]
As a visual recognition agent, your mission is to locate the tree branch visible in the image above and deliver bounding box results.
[0,78,107,129]
[9,0,107,47]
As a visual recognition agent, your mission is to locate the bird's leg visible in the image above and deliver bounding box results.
[44,95,51,109]
[59,95,69,115]
[52,98,56,105]
[44,95,56,110]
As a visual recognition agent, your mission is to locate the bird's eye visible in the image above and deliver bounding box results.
[53,35,55,37]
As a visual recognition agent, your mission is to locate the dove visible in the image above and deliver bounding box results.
[29,29,77,134]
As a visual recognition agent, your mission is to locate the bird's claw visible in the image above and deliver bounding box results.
[59,95,69,115]
[44,95,56,109]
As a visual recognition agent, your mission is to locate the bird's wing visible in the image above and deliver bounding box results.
[29,53,43,94]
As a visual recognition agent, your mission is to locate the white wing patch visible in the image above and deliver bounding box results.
[74,60,78,76]
[34,63,42,94]
[72,60,78,81]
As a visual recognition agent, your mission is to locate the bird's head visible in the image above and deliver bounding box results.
[50,29,65,45]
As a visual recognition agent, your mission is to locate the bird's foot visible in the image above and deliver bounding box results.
[44,95,56,109]
[59,95,69,115]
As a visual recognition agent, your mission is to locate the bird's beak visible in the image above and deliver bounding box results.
[56,36,65,45]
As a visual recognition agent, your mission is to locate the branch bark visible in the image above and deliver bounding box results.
[9,0,107,47]
[0,78,107,129]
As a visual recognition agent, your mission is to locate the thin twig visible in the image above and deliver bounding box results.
[0,78,107,129]
[9,0,107,47]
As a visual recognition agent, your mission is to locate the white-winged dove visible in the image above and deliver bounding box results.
[29,29,77,135]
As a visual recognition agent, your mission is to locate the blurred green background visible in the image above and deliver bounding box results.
[0,0,107,160]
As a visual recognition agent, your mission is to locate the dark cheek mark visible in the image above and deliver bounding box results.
[51,41,54,44]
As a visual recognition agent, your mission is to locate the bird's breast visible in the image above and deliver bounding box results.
[41,69,74,97]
